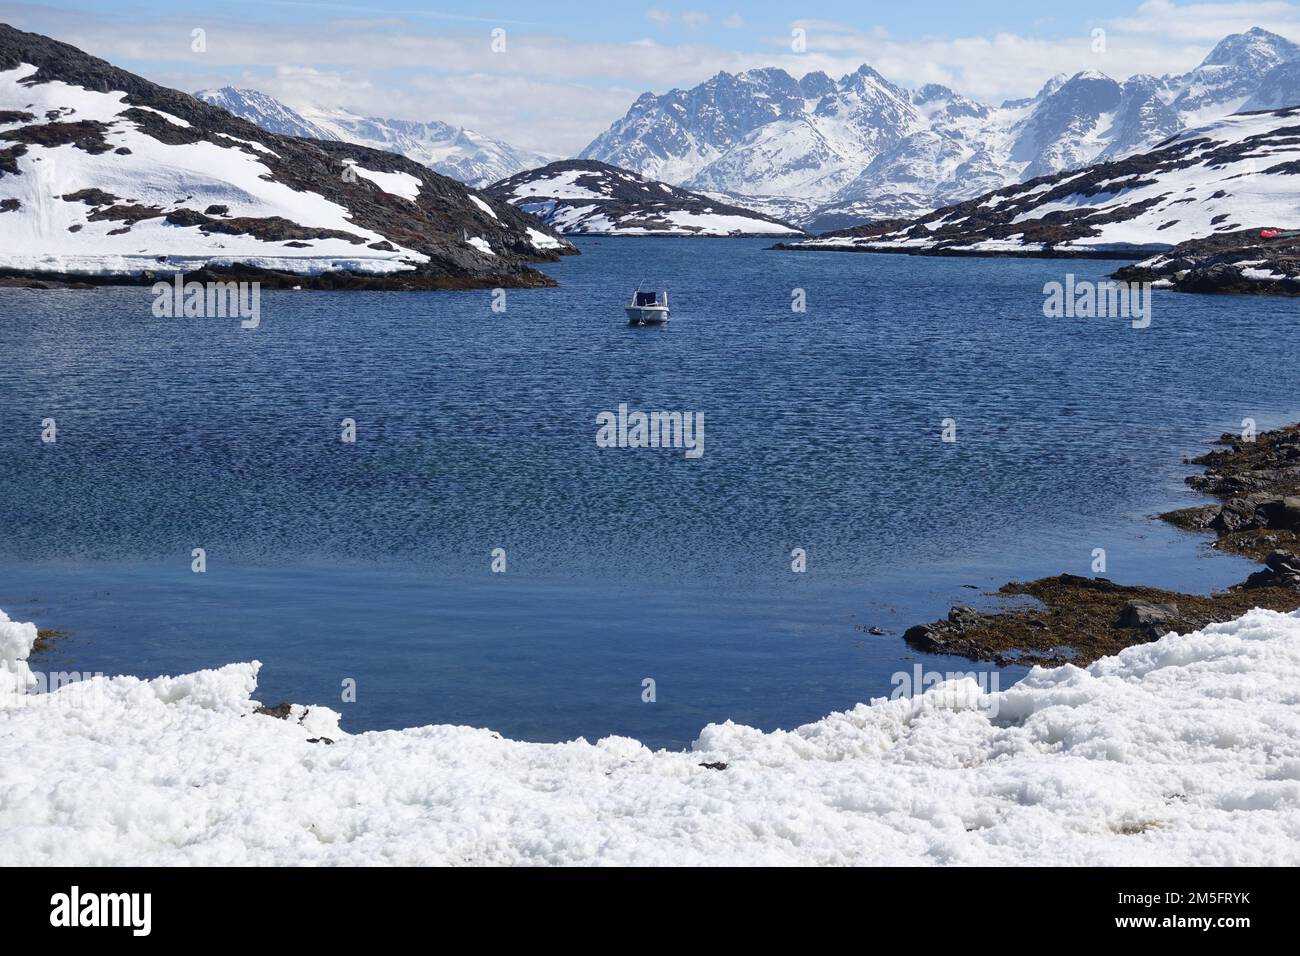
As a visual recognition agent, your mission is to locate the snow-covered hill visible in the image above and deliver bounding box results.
[0,25,573,288]
[778,107,1300,258]
[485,160,804,236]
[195,87,552,188]
[581,28,1300,231]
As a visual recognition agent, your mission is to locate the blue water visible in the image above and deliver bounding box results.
[1,238,1297,749]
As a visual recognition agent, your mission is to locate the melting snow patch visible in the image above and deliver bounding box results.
[130,105,192,128]
[527,227,563,250]
[468,195,498,219]
[350,166,422,202]
[2,605,1300,864]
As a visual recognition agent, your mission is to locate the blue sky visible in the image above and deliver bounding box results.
[0,1,1156,39]
[13,0,1140,41]
[2,1,1297,153]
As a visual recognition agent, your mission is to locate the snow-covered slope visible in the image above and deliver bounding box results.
[196,87,552,188]
[485,160,804,236]
[581,28,1300,231]
[782,107,1300,257]
[191,87,331,139]
[4,601,1300,865]
[0,25,574,287]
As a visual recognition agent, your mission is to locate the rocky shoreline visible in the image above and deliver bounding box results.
[902,423,1300,666]
[771,240,1156,261]
[0,263,558,291]
[772,230,1300,297]
[1112,228,1300,295]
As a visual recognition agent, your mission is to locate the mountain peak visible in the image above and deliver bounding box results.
[838,64,894,93]
[739,66,792,81]
[193,87,546,187]
[798,70,837,98]
[914,83,958,103]
[579,24,1300,229]
[1034,73,1070,100]
[1200,26,1300,70]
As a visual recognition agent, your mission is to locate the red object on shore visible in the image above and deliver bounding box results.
[1261,229,1281,238]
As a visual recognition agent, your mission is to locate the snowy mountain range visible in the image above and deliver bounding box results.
[484,160,804,236]
[195,87,551,188]
[779,106,1300,262]
[580,28,1300,231]
[0,24,572,288]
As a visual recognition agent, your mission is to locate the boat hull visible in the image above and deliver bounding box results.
[625,306,670,325]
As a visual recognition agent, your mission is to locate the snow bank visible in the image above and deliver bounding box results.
[2,606,1299,865]
[0,610,37,699]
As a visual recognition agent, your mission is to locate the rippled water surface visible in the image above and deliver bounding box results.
[1,239,1297,747]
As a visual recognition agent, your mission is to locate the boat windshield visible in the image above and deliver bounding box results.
[634,291,660,306]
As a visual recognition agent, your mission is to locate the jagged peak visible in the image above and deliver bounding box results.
[1200,26,1300,70]
[915,82,959,102]
[737,66,794,81]
[1067,69,1115,84]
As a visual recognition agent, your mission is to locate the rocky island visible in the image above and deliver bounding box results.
[485,159,804,237]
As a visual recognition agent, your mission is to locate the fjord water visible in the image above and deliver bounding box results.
[2,238,1297,749]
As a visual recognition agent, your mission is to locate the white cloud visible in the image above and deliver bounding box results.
[682,12,710,31]
[1106,0,1300,40]
[645,8,672,26]
[722,14,745,30]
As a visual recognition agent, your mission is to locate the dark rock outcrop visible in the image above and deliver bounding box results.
[1161,423,1300,559]
[1114,229,1300,295]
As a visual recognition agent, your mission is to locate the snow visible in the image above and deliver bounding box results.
[581,37,1300,228]
[3,602,1300,865]
[504,169,609,201]
[348,165,423,202]
[465,236,495,256]
[526,226,563,250]
[503,168,801,236]
[660,209,802,235]
[293,102,551,188]
[129,105,192,128]
[219,134,279,157]
[468,195,498,219]
[1241,266,1288,280]
[0,65,430,276]
[796,108,1300,254]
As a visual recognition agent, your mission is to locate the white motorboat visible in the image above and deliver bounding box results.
[625,288,670,325]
